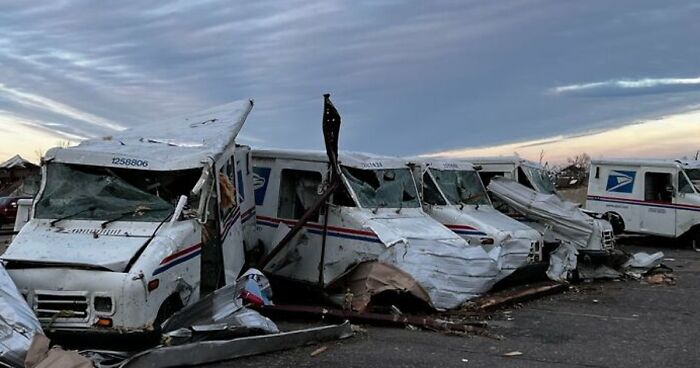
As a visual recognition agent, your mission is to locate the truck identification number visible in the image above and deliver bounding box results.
[112,157,149,168]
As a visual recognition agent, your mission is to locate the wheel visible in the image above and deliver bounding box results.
[605,212,625,235]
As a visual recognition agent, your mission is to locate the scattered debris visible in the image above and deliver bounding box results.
[623,252,664,270]
[546,243,578,282]
[503,351,523,357]
[466,281,567,310]
[310,345,328,357]
[645,273,676,285]
[256,304,489,335]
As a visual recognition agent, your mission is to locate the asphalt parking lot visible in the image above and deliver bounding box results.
[209,241,700,368]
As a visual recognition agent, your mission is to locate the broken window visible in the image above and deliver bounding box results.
[277,169,322,221]
[35,163,199,222]
[341,167,420,209]
[429,169,490,206]
[644,172,673,203]
[521,166,556,194]
[478,171,505,188]
[682,169,700,193]
[422,172,447,205]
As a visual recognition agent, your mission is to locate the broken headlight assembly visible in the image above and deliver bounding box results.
[94,296,113,313]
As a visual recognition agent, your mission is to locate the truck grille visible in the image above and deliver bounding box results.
[35,292,89,322]
[602,230,615,250]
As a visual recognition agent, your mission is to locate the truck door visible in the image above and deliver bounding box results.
[234,147,257,251]
[640,171,676,236]
[217,155,246,284]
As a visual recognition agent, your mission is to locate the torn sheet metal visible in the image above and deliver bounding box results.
[161,280,278,345]
[488,178,614,252]
[120,322,353,368]
[376,237,501,310]
[0,263,43,368]
[332,261,432,311]
[546,243,578,282]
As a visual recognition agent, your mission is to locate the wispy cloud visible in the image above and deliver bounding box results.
[0,83,124,130]
[553,77,700,97]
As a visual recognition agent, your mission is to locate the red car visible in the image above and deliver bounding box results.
[0,196,30,227]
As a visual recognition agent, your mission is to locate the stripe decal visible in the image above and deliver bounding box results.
[587,195,700,213]
[256,215,382,243]
[444,224,488,236]
[241,206,256,224]
[153,243,202,276]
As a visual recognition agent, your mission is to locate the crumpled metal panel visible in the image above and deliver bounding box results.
[376,237,501,310]
[120,322,353,368]
[0,263,43,367]
[488,177,613,251]
[160,279,278,345]
[546,243,578,282]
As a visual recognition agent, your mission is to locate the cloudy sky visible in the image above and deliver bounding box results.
[1,0,699,164]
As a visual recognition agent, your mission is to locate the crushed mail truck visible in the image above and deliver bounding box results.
[410,159,543,276]
[1,100,257,333]
[252,150,502,310]
[467,156,556,195]
[587,159,700,242]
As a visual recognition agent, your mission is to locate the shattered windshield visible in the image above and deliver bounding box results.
[341,167,420,209]
[522,165,556,194]
[682,169,700,193]
[429,169,490,206]
[35,163,199,222]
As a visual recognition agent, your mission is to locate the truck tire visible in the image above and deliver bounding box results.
[604,212,625,235]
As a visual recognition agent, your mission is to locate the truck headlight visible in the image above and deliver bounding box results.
[94,296,113,312]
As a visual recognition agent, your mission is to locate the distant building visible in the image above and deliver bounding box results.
[0,155,40,196]
[555,163,588,189]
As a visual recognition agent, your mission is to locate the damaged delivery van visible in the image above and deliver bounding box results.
[587,159,700,242]
[410,159,543,275]
[1,100,257,333]
[468,156,556,195]
[252,150,501,310]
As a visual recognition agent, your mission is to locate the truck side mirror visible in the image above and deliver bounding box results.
[171,195,188,224]
[665,185,675,195]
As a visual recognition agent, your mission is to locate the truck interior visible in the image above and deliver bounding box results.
[277,169,322,221]
[644,172,673,203]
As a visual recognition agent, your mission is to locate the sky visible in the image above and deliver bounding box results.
[0,0,699,164]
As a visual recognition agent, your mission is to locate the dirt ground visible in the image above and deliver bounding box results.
[206,239,699,368]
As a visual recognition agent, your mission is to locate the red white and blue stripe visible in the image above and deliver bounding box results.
[444,224,487,236]
[256,215,382,243]
[152,243,202,276]
[587,195,700,213]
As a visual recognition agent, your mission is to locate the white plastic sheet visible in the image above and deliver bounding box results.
[0,263,43,367]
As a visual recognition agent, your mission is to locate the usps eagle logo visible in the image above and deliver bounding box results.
[606,170,636,193]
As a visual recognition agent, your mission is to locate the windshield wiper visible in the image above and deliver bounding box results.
[50,206,97,227]
[101,206,171,228]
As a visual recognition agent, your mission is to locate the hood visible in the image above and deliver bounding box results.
[437,205,542,240]
[2,221,155,271]
[362,213,464,247]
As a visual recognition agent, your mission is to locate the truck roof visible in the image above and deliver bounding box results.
[461,156,545,169]
[408,157,476,171]
[45,100,254,171]
[252,149,409,169]
[590,158,700,169]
